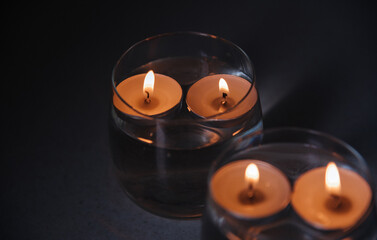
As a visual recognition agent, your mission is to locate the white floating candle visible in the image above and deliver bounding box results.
[210,160,291,219]
[186,74,258,120]
[113,70,182,117]
[291,162,372,230]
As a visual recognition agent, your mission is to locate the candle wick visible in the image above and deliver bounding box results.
[221,92,228,105]
[145,90,151,104]
[247,183,254,199]
[330,194,342,209]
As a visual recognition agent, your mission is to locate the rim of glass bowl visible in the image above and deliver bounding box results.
[209,127,373,187]
[111,31,256,121]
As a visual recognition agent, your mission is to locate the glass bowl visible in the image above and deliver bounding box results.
[110,32,263,218]
[202,127,376,239]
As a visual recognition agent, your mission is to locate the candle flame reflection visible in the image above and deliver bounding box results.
[219,78,229,96]
[143,70,155,98]
[245,163,259,186]
[325,162,341,195]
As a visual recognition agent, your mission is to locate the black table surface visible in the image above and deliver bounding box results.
[2,1,377,239]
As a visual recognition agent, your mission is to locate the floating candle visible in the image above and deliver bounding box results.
[186,74,258,120]
[210,160,291,218]
[291,162,372,230]
[113,70,182,117]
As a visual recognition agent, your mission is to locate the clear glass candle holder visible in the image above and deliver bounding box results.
[109,32,263,219]
[202,127,377,239]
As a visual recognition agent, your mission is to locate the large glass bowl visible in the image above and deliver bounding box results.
[110,32,263,218]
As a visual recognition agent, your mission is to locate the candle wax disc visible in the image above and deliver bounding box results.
[291,167,372,230]
[210,160,291,219]
[114,73,182,117]
[186,74,258,120]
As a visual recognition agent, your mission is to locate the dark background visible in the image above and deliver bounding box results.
[2,1,377,239]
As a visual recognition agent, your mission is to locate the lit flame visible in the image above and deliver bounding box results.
[245,163,259,186]
[143,70,155,98]
[219,78,229,96]
[325,162,341,195]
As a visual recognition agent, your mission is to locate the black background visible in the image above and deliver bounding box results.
[2,1,377,239]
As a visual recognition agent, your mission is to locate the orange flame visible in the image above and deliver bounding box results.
[219,78,229,96]
[143,70,155,98]
[325,162,341,195]
[245,163,259,186]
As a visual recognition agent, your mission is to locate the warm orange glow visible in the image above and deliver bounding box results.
[219,78,229,95]
[143,70,155,98]
[245,163,259,186]
[137,137,153,144]
[325,162,341,195]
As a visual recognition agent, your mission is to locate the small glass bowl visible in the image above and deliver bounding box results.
[202,127,376,239]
